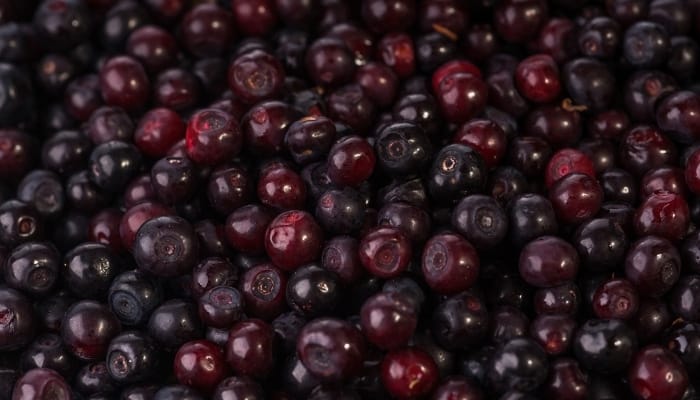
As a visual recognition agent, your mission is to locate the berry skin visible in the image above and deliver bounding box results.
[515,54,561,103]
[628,345,689,400]
[99,56,150,112]
[422,232,480,295]
[380,348,439,399]
[61,300,121,361]
[549,173,603,226]
[519,236,579,288]
[359,227,412,279]
[545,148,596,189]
[133,215,199,278]
[264,210,324,272]
[360,291,417,350]
[228,50,285,105]
[12,368,72,400]
[297,317,365,383]
[173,340,228,394]
[0,287,35,351]
[435,72,488,124]
[634,191,690,241]
[326,135,376,188]
[185,108,242,166]
[225,319,276,378]
[488,338,549,393]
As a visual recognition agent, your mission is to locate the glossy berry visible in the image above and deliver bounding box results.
[657,91,700,144]
[61,300,121,361]
[0,64,33,128]
[625,235,682,299]
[592,278,640,320]
[641,166,686,198]
[623,21,671,68]
[174,340,227,393]
[212,376,264,400]
[84,106,133,147]
[119,201,172,251]
[508,193,558,247]
[377,33,416,79]
[453,119,508,168]
[284,116,337,166]
[573,218,628,272]
[206,164,252,216]
[265,210,323,271]
[225,319,276,378]
[224,204,274,255]
[428,143,487,204]
[133,215,198,277]
[5,241,60,297]
[240,263,287,321]
[359,226,412,279]
[488,338,549,393]
[108,270,163,326]
[494,0,548,43]
[99,56,149,112]
[634,191,690,241]
[451,194,508,249]
[544,148,595,189]
[126,25,178,74]
[432,292,489,350]
[286,264,341,317]
[106,331,159,383]
[191,257,238,299]
[530,314,576,355]
[360,291,417,350]
[88,140,142,193]
[356,62,399,108]
[619,125,677,177]
[40,130,92,176]
[12,368,71,400]
[549,173,603,225]
[0,130,36,182]
[321,236,364,284]
[241,101,299,157]
[74,361,117,396]
[533,283,580,316]
[0,287,35,351]
[519,236,579,288]
[327,135,376,188]
[624,70,677,123]
[18,337,76,387]
[315,188,365,235]
[375,122,433,178]
[573,318,637,374]
[150,157,197,205]
[305,37,356,87]
[515,54,561,103]
[228,50,285,104]
[64,242,120,300]
[185,108,242,166]
[628,345,688,400]
[562,57,615,111]
[297,317,365,382]
[134,108,186,159]
[198,285,243,328]
[147,299,202,349]
[380,348,439,399]
[257,163,307,211]
[421,232,479,294]
[180,4,234,58]
[435,72,488,124]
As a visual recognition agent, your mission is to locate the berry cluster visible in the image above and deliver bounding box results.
[1,0,700,399]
